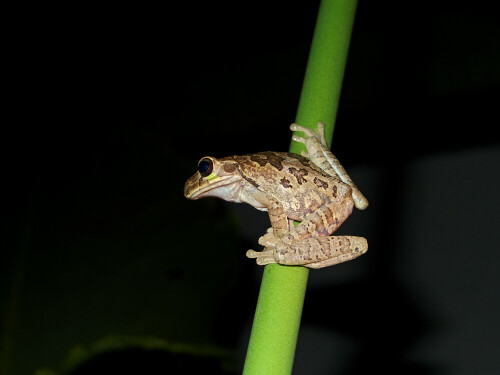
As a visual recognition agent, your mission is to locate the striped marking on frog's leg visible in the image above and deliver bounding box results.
[298,236,368,268]
[267,197,289,239]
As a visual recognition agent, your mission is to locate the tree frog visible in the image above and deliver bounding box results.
[184,122,368,269]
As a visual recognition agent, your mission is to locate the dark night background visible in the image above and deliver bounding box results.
[2,1,499,374]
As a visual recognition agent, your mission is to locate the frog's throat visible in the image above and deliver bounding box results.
[187,175,243,200]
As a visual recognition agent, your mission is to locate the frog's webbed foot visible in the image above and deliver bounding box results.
[290,122,328,148]
[246,248,276,266]
[248,228,279,266]
[248,222,296,266]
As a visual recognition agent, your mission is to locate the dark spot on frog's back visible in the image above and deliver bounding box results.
[314,177,328,189]
[288,167,308,185]
[280,177,292,188]
[287,152,313,168]
[250,152,285,171]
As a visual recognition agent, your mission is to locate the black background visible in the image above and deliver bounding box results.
[2,1,499,374]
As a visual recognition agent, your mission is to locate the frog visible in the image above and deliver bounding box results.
[184,122,368,269]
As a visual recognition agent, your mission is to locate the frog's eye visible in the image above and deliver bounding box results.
[198,158,213,177]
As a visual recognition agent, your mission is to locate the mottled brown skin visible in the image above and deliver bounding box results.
[184,122,368,269]
[230,152,349,222]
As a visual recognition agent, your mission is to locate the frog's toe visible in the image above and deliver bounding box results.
[258,234,278,247]
[290,123,314,137]
[316,121,325,134]
[315,122,328,146]
[291,123,327,147]
[246,249,259,258]
[292,134,306,144]
[246,248,275,266]
[258,229,279,247]
[301,150,310,158]
[246,248,273,257]
[256,256,276,266]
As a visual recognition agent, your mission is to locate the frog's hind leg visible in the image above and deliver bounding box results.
[289,236,367,269]
[247,235,367,268]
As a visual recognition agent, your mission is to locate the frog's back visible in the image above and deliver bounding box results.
[234,151,348,220]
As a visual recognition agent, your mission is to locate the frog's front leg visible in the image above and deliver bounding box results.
[290,122,369,210]
[245,190,289,266]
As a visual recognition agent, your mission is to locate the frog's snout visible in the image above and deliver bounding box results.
[184,175,197,199]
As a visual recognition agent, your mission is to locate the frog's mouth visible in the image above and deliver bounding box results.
[184,174,243,201]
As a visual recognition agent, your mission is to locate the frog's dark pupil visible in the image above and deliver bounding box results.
[198,159,212,176]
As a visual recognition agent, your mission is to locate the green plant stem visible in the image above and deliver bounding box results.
[242,0,357,374]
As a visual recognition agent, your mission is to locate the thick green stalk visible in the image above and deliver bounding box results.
[242,1,357,374]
